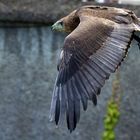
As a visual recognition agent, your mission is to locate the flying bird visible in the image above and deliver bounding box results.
[50,5,140,132]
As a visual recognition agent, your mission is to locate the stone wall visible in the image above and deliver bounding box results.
[0,0,139,26]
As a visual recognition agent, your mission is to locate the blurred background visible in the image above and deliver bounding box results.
[0,0,140,140]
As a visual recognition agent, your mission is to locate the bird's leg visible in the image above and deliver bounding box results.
[133,34,140,50]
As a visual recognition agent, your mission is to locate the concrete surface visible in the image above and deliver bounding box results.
[0,0,139,25]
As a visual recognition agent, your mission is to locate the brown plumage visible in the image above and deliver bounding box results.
[50,5,140,132]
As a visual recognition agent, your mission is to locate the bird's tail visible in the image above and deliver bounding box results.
[133,18,140,49]
[133,33,140,50]
[133,34,140,44]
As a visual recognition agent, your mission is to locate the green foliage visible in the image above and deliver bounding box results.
[102,71,121,140]
[102,99,120,140]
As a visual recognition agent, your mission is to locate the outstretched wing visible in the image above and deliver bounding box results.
[50,14,136,132]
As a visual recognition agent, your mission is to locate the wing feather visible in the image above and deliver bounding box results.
[55,87,60,125]
[74,73,88,110]
[50,14,137,131]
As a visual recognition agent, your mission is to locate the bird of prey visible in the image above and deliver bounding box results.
[50,5,140,132]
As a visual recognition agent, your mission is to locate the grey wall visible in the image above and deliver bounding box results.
[0,0,139,25]
[0,27,139,140]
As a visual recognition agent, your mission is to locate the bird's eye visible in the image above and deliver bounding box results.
[59,21,63,26]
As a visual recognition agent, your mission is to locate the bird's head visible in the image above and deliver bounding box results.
[52,20,65,32]
[52,10,80,33]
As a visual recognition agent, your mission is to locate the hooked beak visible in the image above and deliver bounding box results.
[51,21,64,32]
[52,22,57,30]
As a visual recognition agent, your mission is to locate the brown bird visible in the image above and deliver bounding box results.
[50,5,140,132]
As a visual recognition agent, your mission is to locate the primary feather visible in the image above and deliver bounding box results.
[50,5,140,132]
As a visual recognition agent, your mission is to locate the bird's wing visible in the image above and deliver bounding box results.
[50,14,136,132]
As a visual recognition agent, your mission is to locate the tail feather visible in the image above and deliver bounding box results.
[133,17,140,49]
[133,34,140,49]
